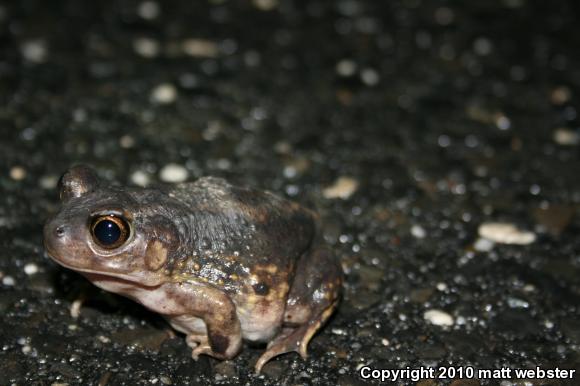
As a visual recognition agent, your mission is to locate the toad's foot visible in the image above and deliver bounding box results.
[188,337,227,361]
[254,300,338,374]
[186,333,207,349]
[188,332,240,361]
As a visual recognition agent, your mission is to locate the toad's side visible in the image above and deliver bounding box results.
[44,166,342,372]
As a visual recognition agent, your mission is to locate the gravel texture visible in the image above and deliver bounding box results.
[1,1,580,385]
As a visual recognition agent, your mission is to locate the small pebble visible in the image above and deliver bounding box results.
[434,7,454,25]
[23,263,39,275]
[507,297,529,309]
[478,222,536,245]
[21,127,37,141]
[119,134,136,149]
[39,174,58,189]
[553,128,579,145]
[360,68,380,86]
[73,108,87,123]
[436,282,448,291]
[10,166,27,180]
[550,86,571,105]
[473,237,495,252]
[473,37,493,56]
[181,39,219,58]
[495,114,511,130]
[130,170,151,187]
[331,328,347,336]
[381,338,390,346]
[159,164,188,183]
[336,59,357,77]
[323,177,359,199]
[20,39,47,63]
[424,309,454,327]
[137,0,160,20]
[70,299,83,318]
[274,141,292,154]
[151,83,177,104]
[98,335,111,344]
[410,224,427,239]
[2,275,15,286]
[253,0,279,11]
[133,37,160,58]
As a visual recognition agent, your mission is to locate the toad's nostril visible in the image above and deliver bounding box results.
[55,225,66,237]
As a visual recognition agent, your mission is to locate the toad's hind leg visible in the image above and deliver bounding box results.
[255,247,342,373]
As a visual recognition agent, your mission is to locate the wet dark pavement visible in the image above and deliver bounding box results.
[1,0,580,385]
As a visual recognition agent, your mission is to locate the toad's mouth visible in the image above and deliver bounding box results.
[45,246,163,288]
[81,271,163,290]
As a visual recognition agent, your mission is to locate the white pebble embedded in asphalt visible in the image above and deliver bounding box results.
[360,68,380,86]
[23,263,39,275]
[2,275,15,286]
[151,83,177,104]
[336,59,357,77]
[424,309,454,327]
[322,177,359,199]
[507,297,529,309]
[130,170,151,187]
[10,166,27,181]
[182,39,219,58]
[434,7,454,25]
[39,174,58,189]
[553,128,579,145]
[137,1,160,20]
[478,222,536,245]
[119,134,136,149]
[159,164,188,183]
[253,0,279,11]
[410,224,427,239]
[474,237,495,252]
[133,37,160,58]
[436,282,448,291]
[20,39,47,63]
[550,86,571,105]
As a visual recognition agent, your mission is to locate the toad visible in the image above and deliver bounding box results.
[44,165,342,372]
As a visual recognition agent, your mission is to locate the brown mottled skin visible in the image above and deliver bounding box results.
[44,165,342,372]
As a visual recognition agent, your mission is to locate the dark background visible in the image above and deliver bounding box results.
[1,0,580,385]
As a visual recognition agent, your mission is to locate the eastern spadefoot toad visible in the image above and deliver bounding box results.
[43,165,342,372]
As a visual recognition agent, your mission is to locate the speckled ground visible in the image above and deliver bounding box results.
[1,1,580,385]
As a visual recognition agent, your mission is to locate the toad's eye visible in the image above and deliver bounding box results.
[90,215,130,249]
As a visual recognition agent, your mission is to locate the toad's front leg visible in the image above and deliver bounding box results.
[165,281,243,360]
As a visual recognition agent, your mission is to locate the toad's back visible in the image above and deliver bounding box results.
[162,177,317,293]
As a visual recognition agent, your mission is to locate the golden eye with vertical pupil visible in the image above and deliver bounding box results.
[90,215,130,249]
